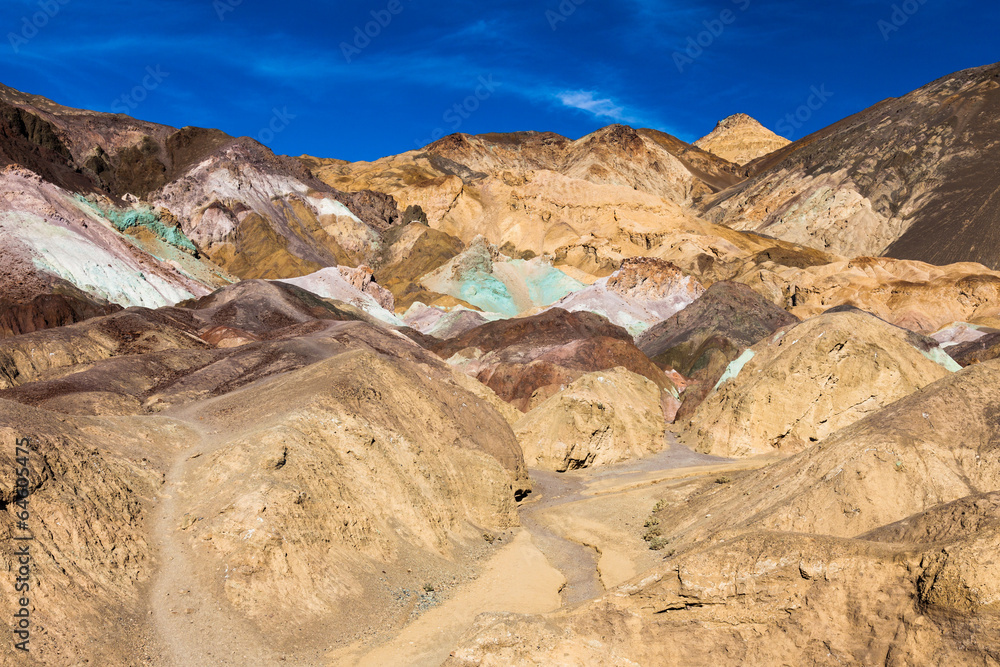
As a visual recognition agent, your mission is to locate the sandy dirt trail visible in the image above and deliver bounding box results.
[518,434,743,601]
[325,531,564,667]
[148,416,284,666]
[330,433,775,666]
[147,405,330,667]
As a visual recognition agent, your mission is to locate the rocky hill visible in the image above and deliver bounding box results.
[694,113,790,166]
[702,63,1000,267]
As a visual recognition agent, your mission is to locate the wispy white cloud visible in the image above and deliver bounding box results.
[555,90,637,123]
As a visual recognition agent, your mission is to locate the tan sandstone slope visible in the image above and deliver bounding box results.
[681,310,957,457]
[0,281,529,666]
[444,361,1000,667]
[694,113,790,166]
[513,367,670,471]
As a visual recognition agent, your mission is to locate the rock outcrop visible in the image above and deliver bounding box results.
[694,113,790,166]
[0,165,234,310]
[0,287,120,339]
[274,266,401,325]
[432,309,676,412]
[420,236,584,317]
[735,256,1000,333]
[638,281,799,416]
[545,258,704,337]
[681,310,957,457]
[514,367,670,471]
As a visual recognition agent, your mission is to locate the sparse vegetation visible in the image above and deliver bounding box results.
[715,476,732,484]
[648,537,674,554]
[643,517,663,544]
[644,503,669,548]
[422,583,435,593]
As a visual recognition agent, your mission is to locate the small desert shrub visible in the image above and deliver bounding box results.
[648,537,673,553]
[715,476,732,485]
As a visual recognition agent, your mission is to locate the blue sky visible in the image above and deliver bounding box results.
[1,0,997,161]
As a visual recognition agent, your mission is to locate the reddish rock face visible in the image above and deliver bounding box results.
[336,265,395,311]
[606,257,703,302]
[432,308,633,358]
[946,332,1000,367]
[0,293,119,339]
[476,338,677,412]
[431,309,676,412]
[637,281,798,418]
[199,325,261,348]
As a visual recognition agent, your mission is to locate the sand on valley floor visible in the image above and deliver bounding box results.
[327,435,777,666]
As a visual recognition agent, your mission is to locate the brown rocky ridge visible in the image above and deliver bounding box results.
[702,63,1000,268]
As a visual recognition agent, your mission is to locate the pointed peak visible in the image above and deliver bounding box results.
[713,113,767,130]
[695,114,790,166]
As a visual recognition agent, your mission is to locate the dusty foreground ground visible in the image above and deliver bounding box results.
[328,435,767,667]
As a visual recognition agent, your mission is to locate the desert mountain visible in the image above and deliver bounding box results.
[307,124,742,210]
[702,62,1000,267]
[0,280,529,664]
[0,83,407,290]
[446,360,1000,666]
[694,113,791,166]
[4,62,1000,667]
[302,125,803,287]
[0,164,233,312]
